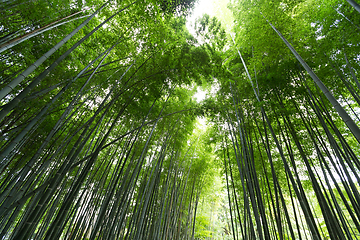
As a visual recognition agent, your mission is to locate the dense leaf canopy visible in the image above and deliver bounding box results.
[1,0,360,239]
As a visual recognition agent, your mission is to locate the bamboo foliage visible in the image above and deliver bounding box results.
[0,0,219,239]
[209,0,360,238]
[2,0,360,239]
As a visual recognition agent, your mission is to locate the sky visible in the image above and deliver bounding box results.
[186,0,216,34]
[187,0,234,34]
[186,0,211,126]
[186,0,232,125]
[187,0,217,103]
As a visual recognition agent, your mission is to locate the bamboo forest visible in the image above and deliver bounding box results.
[2,0,360,239]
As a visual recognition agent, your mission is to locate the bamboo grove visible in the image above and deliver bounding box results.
[1,0,360,239]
